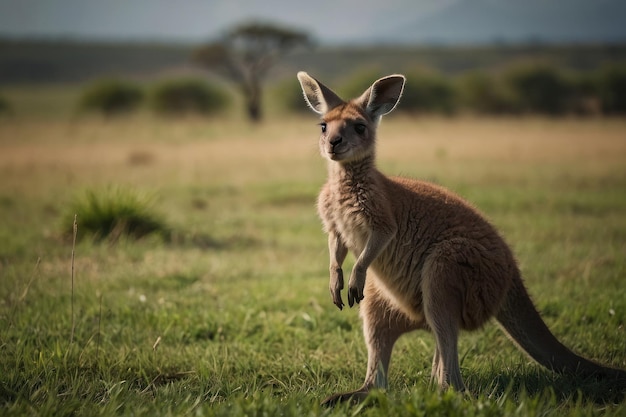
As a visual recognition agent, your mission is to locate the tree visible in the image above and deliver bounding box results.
[193,21,311,122]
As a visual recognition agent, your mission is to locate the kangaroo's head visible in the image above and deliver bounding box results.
[297,72,405,164]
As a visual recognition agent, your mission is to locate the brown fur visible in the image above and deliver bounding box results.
[296,71,626,405]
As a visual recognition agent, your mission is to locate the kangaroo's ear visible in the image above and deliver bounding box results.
[297,71,345,115]
[357,75,405,119]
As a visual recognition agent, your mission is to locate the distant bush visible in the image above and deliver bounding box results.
[150,79,229,115]
[65,188,169,242]
[338,68,456,115]
[503,64,572,115]
[282,63,626,117]
[79,79,144,116]
[457,71,520,115]
[338,69,385,99]
[565,72,602,115]
[0,94,11,115]
[401,69,457,115]
[272,78,311,114]
[595,64,626,115]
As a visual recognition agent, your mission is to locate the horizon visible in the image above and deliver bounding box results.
[1,0,625,46]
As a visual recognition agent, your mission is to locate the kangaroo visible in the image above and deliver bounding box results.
[296,71,626,405]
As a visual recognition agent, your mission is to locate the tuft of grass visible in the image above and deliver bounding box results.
[65,187,170,242]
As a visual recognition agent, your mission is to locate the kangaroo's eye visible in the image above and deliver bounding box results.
[354,123,366,134]
[320,122,327,133]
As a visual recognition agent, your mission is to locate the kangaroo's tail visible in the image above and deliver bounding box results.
[495,277,626,381]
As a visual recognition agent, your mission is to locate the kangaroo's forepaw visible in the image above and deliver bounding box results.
[347,268,365,307]
[332,292,344,310]
[329,268,345,310]
[347,286,364,307]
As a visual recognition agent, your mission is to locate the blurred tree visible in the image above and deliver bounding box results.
[193,22,311,122]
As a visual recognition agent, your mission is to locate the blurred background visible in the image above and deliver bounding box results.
[1,0,626,120]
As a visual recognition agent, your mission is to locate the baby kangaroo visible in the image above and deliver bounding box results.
[296,71,626,405]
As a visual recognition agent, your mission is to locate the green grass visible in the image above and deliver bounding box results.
[0,109,625,416]
[65,187,170,242]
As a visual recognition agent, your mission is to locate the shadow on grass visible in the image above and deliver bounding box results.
[59,222,260,252]
[471,367,626,405]
[163,230,261,251]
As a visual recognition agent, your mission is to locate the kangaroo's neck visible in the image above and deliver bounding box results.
[328,154,379,190]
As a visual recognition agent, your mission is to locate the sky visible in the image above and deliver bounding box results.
[0,0,624,44]
[0,0,454,43]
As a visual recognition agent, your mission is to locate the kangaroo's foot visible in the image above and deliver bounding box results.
[321,388,369,406]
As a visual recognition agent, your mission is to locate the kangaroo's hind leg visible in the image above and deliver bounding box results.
[422,240,480,391]
[322,276,422,406]
[424,238,512,391]
[423,292,464,391]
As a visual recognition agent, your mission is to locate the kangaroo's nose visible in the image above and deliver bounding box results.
[330,136,342,147]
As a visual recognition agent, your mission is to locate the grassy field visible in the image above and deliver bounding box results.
[1,108,626,416]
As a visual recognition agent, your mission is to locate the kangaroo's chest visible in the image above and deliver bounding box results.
[319,184,374,254]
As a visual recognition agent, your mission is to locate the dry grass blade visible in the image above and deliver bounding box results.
[19,257,41,302]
